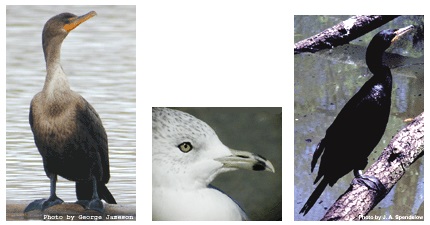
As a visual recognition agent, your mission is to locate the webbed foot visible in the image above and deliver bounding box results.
[76,199,104,213]
[24,196,64,212]
[352,170,386,192]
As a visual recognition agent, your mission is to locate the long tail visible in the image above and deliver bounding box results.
[98,182,117,204]
[76,181,117,204]
[300,179,328,216]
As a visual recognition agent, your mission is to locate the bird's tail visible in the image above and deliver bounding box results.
[76,181,117,204]
[98,182,117,204]
[299,179,328,216]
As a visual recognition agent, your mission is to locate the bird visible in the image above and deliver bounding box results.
[24,11,117,213]
[300,25,414,216]
[152,107,275,220]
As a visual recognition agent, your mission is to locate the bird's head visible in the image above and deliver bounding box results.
[42,11,96,60]
[368,25,414,53]
[365,25,414,74]
[152,107,275,190]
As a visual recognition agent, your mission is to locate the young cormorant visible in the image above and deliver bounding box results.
[24,11,117,213]
[300,25,414,216]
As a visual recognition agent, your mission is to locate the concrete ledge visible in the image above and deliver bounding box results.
[7,201,136,221]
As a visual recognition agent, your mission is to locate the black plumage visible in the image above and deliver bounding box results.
[300,25,414,216]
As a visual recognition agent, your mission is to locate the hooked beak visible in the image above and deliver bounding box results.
[64,11,97,32]
[391,25,414,43]
[215,149,275,173]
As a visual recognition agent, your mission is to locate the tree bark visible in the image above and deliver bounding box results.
[321,112,424,221]
[294,15,399,54]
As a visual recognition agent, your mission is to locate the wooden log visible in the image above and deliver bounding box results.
[7,201,136,221]
[321,112,424,221]
[294,15,399,54]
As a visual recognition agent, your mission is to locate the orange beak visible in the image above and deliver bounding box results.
[63,11,97,32]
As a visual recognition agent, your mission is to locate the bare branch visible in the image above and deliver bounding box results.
[321,112,424,221]
[294,15,399,54]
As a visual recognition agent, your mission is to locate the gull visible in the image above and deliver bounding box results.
[152,107,275,221]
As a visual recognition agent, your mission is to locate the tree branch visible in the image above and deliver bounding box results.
[294,15,399,54]
[321,112,424,221]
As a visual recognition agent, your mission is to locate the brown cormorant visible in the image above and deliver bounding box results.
[300,25,414,216]
[24,11,117,213]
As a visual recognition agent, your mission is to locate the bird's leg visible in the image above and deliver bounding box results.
[88,176,104,212]
[24,174,64,212]
[352,169,386,192]
[76,177,104,213]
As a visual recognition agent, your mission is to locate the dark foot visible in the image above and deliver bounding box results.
[76,199,104,213]
[352,175,386,192]
[24,196,64,212]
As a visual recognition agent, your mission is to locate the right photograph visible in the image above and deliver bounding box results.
[294,15,424,221]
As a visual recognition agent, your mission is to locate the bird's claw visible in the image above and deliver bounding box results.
[352,175,386,192]
[24,197,64,212]
[76,199,104,213]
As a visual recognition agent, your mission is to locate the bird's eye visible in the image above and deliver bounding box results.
[178,142,193,153]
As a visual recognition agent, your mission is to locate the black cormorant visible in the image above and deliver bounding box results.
[300,25,414,216]
[24,11,117,213]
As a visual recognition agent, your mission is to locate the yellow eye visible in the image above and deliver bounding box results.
[178,142,193,153]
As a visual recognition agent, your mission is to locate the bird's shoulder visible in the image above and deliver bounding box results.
[74,95,108,138]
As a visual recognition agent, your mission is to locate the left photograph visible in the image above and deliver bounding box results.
[6,5,136,221]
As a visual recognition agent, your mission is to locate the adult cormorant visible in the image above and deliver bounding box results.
[300,25,414,216]
[24,11,117,213]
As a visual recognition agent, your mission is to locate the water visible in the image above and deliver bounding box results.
[6,6,136,206]
[294,16,424,220]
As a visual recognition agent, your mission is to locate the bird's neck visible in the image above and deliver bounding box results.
[153,187,245,220]
[43,39,71,97]
[365,46,387,75]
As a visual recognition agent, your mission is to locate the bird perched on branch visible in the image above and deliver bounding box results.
[300,25,414,216]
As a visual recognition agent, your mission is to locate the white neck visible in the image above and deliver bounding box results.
[153,187,245,220]
[43,62,71,100]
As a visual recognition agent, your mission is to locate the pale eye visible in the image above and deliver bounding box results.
[178,142,193,153]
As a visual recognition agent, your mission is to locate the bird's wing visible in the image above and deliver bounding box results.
[209,184,249,220]
[75,96,110,183]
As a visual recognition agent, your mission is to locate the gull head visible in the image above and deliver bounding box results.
[152,107,275,190]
